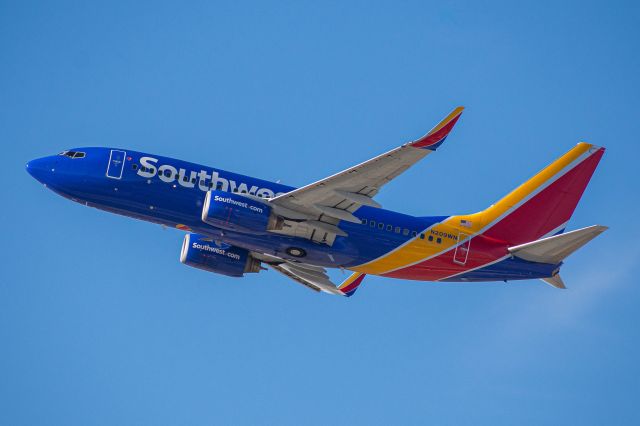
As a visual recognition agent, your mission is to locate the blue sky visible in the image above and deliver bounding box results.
[1,1,639,424]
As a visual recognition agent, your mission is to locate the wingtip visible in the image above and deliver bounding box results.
[410,106,465,150]
[451,105,465,116]
[593,225,609,233]
[427,106,464,136]
[338,272,366,297]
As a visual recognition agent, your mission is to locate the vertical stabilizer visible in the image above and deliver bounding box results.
[465,143,605,246]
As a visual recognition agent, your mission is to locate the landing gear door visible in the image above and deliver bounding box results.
[453,232,471,265]
[106,150,126,179]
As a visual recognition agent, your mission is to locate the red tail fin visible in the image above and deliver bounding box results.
[470,143,605,245]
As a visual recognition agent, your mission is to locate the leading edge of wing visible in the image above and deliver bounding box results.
[259,253,367,297]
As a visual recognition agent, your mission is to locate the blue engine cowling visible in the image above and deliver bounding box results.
[180,233,261,277]
[201,190,281,233]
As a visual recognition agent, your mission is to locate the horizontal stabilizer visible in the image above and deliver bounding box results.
[541,274,566,289]
[508,225,608,264]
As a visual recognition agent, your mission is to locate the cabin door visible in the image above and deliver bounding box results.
[106,150,126,179]
[453,232,471,265]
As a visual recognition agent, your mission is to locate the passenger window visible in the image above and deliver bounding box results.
[403,229,409,236]
[132,164,138,170]
[420,233,425,239]
[370,221,376,228]
[395,227,401,234]
[378,223,384,230]
[386,225,392,231]
[164,170,171,177]
[191,178,196,184]
[436,237,442,244]
[183,175,188,182]
[428,235,434,242]
[362,219,368,225]
[412,231,417,237]
[217,183,223,190]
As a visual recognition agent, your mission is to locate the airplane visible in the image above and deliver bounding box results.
[26,107,607,297]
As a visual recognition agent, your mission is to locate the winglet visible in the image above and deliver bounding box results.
[338,272,366,297]
[410,106,464,150]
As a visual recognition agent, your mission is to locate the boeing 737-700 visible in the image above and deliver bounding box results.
[26,107,607,296]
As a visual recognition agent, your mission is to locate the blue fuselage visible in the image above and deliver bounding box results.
[26,147,557,281]
[26,147,444,268]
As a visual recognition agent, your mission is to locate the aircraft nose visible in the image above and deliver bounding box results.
[26,156,56,184]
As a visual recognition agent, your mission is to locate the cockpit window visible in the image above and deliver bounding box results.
[58,151,86,159]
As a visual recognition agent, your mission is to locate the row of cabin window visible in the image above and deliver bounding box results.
[360,218,442,243]
[132,164,270,197]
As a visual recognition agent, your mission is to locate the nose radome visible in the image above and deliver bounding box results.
[26,157,54,184]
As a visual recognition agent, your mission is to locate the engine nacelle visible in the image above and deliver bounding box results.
[180,233,261,277]
[201,190,281,233]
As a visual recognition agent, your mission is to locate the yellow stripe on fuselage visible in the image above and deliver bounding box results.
[351,219,459,275]
[352,142,594,276]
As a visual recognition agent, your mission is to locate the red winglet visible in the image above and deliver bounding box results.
[338,272,366,297]
[410,106,464,150]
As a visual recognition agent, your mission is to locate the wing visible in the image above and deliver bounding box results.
[268,107,464,243]
[252,252,366,297]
